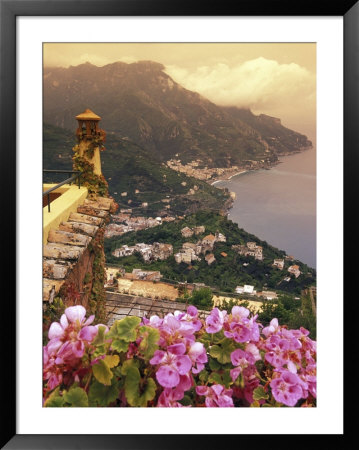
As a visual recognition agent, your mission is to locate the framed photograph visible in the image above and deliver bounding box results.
[1,0,356,448]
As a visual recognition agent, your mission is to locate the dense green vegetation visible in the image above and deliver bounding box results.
[179,287,214,311]
[104,211,316,295]
[43,124,230,216]
[257,292,316,339]
[216,293,315,338]
[43,124,76,183]
[101,134,230,216]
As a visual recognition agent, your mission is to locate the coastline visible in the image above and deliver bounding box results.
[218,145,316,268]
[210,145,313,186]
[210,169,248,185]
[216,145,314,217]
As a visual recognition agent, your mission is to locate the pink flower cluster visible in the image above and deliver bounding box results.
[144,306,208,406]
[43,304,317,408]
[43,305,105,391]
[204,306,263,404]
[146,305,268,407]
[206,306,260,342]
[196,384,234,407]
[261,319,317,406]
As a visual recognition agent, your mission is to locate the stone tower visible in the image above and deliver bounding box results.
[75,108,105,176]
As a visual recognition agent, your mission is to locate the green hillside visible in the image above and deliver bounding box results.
[104,210,316,294]
[43,124,75,172]
[43,123,230,216]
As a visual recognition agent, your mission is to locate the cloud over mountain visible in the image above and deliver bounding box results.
[165,57,316,139]
[165,57,315,110]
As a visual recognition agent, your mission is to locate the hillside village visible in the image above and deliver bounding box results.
[167,158,243,181]
[167,157,276,183]
[105,210,176,238]
[112,242,173,262]
[111,226,227,266]
[232,241,263,261]
[105,212,312,305]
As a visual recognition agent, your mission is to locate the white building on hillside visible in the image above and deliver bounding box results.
[235,285,256,295]
[181,226,194,238]
[273,259,285,270]
[215,232,227,243]
[288,265,301,278]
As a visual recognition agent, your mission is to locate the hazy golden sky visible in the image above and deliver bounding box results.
[44,43,316,140]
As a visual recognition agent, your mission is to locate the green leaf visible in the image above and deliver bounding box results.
[92,325,107,346]
[137,378,157,407]
[113,365,124,378]
[92,359,113,385]
[107,322,119,339]
[212,331,226,344]
[104,355,120,368]
[209,358,221,371]
[199,331,225,349]
[120,358,139,376]
[111,339,129,354]
[107,316,141,342]
[222,369,233,388]
[209,339,236,364]
[93,344,107,358]
[89,378,120,407]
[208,372,222,384]
[44,387,64,407]
[199,370,209,383]
[179,395,192,406]
[63,387,88,407]
[138,326,160,359]
[124,366,157,407]
[199,333,211,349]
[253,386,269,401]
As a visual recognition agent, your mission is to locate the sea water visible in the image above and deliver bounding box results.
[216,146,316,268]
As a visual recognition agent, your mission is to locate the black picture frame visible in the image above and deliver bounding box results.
[1,0,356,448]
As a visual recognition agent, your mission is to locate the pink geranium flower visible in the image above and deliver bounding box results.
[174,306,203,334]
[157,387,186,407]
[43,346,63,390]
[43,306,99,390]
[245,343,261,362]
[196,384,234,407]
[223,307,260,343]
[156,376,193,407]
[205,308,226,333]
[264,335,290,368]
[230,348,256,382]
[187,341,208,374]
[150,343,192,388]
[48,306,96,343]
[262,318,280,337]
[47,306,98,364]
[270,371,305,406]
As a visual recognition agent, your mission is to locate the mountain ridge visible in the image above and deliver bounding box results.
[43,60,312,167]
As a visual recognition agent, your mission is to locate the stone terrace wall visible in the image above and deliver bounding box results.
[43,197,114,318]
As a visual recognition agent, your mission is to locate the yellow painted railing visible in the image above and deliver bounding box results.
[43,184,88,244]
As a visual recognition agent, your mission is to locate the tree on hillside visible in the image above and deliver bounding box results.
[188,287,213,310]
